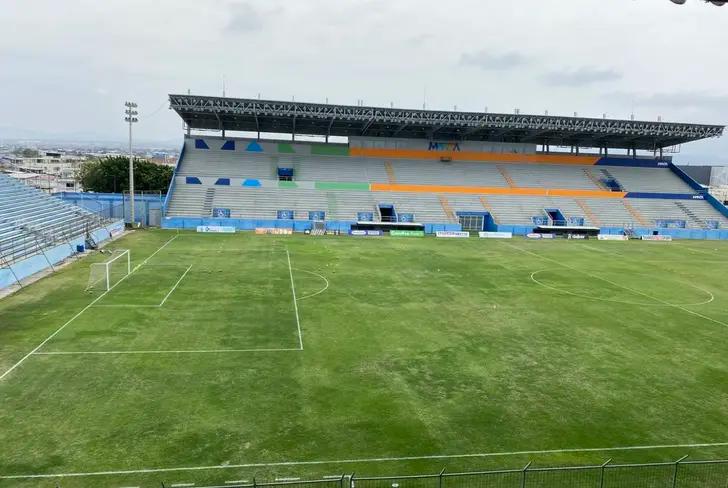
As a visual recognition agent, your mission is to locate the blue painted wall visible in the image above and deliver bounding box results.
[56,192,164,226]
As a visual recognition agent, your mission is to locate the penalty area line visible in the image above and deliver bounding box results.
[286,248,304,350]
[2,442,728,479]
[159,264,193,306]
[0,234,179,382]
[32,348,302,356]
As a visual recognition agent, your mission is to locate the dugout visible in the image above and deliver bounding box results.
[351,221,425,233]
[533,224,600,238]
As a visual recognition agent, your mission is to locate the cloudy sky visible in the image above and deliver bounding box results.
[2,0,727,163]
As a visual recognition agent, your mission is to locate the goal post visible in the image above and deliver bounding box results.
[86,249,131,292]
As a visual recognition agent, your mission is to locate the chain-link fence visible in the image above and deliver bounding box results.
[347,460,728,488]
[180,459,728,488]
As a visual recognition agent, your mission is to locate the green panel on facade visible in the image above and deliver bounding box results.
[311,144,349,156]
[314,181,370,191]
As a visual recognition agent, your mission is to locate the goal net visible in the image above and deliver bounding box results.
[86,249,131,292]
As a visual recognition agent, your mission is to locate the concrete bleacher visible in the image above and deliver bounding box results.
[0,173,108,263]
[165,136,728,232]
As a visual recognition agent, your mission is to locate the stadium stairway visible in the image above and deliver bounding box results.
[438,195,457,222]
[497,165,516,188]
[479,196,499,224]
[674,201,705,228]
[583,168,607,190]
[575,199,602,227]
[203,188,216,215]
[622,200,649,226]
[384,161,397,184]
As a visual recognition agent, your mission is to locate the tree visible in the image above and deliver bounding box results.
[78,156,173,193]
[13,147,39,157]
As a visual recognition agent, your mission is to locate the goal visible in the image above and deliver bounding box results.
[86,249,131,292]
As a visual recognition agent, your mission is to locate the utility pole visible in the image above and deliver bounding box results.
[124,101,138,225]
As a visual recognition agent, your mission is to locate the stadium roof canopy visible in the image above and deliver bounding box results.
[169,94,724,150]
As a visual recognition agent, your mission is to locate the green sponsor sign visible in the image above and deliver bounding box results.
[390,230,425,237]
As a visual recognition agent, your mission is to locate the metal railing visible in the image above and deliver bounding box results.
[155,458,728,488]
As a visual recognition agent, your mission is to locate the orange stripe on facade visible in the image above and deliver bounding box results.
[370,182,626,199]
[350,147,599,165]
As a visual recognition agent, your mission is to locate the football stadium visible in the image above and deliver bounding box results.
[2,95,728,488]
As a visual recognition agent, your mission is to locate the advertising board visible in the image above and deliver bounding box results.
[478,232,513,239]
[390,230,425,237]
[436,231,470,238]
[196,225,236,233]
[349,230,383,237]
[255,228,293,235]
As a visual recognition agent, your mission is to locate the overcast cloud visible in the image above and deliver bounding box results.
[1,0,726,163]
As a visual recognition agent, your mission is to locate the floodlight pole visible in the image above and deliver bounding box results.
[124,101,139,225]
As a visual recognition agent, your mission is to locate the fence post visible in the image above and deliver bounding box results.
[340,473,345,488]
[672,455,688,488]
[350,473,355,488]
[439,467,445,488]
[520,461,531,488]
[599,458,611,488]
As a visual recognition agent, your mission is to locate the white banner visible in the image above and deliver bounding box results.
[478,231,513,239]
[436,231,470,238]
[597,234,628,241]
[641,235,673,241]
[196,225,236,233]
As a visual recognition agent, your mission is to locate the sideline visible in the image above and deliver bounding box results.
[2,441,727,480]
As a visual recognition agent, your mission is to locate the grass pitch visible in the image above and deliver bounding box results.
[1,229,728,487]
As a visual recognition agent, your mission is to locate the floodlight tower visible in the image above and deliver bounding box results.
[124,102,138,225]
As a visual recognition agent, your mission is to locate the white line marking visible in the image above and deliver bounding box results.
[286,248,304,350]
[91,304,160,308]
[159,264,193,306]
[323,475,343,479]
[275,477,300,481]
[293,268,329,301]
[0,234,179,381]
[171,483,195,487]
[505,242,728,330]
[529,269,714,307]
[137,234,179,268]
[225,481,249,485]
[2,442,727,479]
[33,348,302,355]
[683,247,718,255]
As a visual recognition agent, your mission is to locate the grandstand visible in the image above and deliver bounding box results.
[162,95,727,238]
[0,173,124,290]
